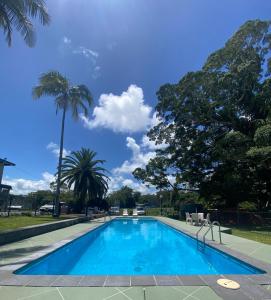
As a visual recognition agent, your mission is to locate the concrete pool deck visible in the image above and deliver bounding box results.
[0,216,271,299]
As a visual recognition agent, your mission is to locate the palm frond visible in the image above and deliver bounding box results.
[23,0,50,25]
[0,0,50,47]
[32,71,69,99]
[69,85,92,119]
[60,148,109,207]
[0,3,13,46]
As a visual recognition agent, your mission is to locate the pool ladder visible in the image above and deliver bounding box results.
[196,221,222,251]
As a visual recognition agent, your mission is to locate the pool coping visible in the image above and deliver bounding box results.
[0,216,271,298]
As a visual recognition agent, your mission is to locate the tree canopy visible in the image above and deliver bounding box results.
[106,186,138,208]
[133,20,271,210]
[60,148,109,214]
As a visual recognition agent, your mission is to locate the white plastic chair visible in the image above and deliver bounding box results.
[202,213,210,225]
[185,212,192,224]
[123,209,128,216]
[191,213,199,226]
[198,213,204,224]
[132,209,138,216]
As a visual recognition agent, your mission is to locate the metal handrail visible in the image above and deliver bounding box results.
[196,223,206,240]
[196,220,222,251]
[211,221,222,244]
[196,221,212,250]
[203,223,214,245]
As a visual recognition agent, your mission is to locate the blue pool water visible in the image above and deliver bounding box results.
[17,218,264,275]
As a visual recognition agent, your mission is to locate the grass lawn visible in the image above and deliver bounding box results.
[0,215,70,232]
[230,226,271,245]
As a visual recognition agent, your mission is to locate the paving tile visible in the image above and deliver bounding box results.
[191,286,223,300]
[172,286,222,299]
[131,276,156,286]
[59,286,119,300]
[109,292,130,300]
[199,275,225,286]
[0,286,59,300]
[0,221,99,267]
[240,284,271,299]
[249,246,271,264]
[208,284,251,300]
[224,274,256,285]
[0,275,33,286]
[26,275,60,287]
[77,276,106,287]
[50,275,82,286]
[104,276,131,287]
[25,289,62,300]
[0,270,13,280]
[144,286,188,300]
[122,287,147,299]
[178,275,206,286]
[174,285,207,295]
[155,275,181,286]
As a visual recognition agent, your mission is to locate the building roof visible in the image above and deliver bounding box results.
[0,184,12,190]
[0,158,15,166]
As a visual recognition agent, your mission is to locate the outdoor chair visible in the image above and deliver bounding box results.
[202,213,210,225]
[198,213,204,224]
[185,212,192,224]
[123,209,128,216]
[132,209,138,216]
[191,213,200,226]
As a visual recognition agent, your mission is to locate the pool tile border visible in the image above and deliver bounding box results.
[0,216,271,299]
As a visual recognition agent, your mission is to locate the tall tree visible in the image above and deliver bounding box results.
[33,71,93,216]
[0,0,50,47]
[60,148,109,215]
[135,20,271,209]
[107,186,137,208]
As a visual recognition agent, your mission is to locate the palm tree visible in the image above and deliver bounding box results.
[60,148,109,215]
[33,71,93,216]
[0,0,50,47]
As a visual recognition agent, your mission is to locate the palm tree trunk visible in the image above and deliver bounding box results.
[54,107,66,217]
[86,192,90,217]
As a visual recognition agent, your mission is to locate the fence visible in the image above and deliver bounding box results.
[150,206,271,227]
[208,210,271,227]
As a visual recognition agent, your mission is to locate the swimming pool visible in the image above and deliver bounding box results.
[17,218,264,275]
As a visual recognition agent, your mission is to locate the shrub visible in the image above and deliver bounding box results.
[238,201,257,211]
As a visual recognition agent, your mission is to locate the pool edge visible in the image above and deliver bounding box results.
[0,216,270,290]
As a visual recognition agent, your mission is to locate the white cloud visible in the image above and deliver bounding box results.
[73,46,99,59]
[106,135,158,194]
[92,66,101,79]
[46,142,70,158]
[113,137,155,175]
[3,172,55,195]
[150,112,162,128]
[63,36,71,44]
[60,36,100,79]
[141,134,167,150]
[107,175,154,195]
[81,85,152,133]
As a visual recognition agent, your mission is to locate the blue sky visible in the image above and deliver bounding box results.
[1,0,271,194]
